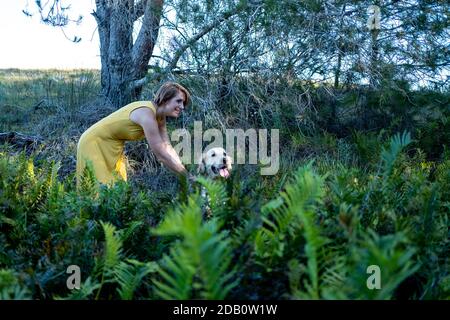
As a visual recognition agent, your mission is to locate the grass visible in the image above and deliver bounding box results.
[0,69,449,300]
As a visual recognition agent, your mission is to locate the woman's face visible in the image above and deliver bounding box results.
[163,91,185,118]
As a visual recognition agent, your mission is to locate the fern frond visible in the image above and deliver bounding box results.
[0,269,31,300]
[347,230,420,299]
[115,259,158,300]
[381,131,411,181]
[100,221,123,274]
[152,196,238,299]
[79,160,99,196]
[153,246,196,299]
[153,196,203,238]
[120,221,144,243]
[198,230,237,299]
[255,161,327,265]
[55,277,100,300]
[196,176,229,219]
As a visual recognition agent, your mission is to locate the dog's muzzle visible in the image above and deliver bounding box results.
[212,164,230,178]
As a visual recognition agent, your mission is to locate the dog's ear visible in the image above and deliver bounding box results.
[198,158,205,174]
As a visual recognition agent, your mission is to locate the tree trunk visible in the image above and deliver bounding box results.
[334,4,347,89]
[334,49,342,89]
[369,31,380,88]
[93,0,163,108]
[90,0,254,108]
[0,132,42,150]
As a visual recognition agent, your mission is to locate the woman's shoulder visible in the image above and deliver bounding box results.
[128,101,160,127]
[125,100,155,109]
[124,100,156,115]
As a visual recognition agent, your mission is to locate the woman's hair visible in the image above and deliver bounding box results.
[153,82,191,108]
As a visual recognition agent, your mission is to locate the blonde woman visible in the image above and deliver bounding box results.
[76,82,193,188]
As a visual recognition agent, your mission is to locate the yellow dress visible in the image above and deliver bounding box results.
[76,101,156,188]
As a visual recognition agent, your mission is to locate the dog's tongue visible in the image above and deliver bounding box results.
[219,168,230,178]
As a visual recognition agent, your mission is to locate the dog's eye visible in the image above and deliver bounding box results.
[223,152,227,156]
[211,153,215,157]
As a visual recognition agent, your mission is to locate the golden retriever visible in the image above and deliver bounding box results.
[197,147,232,218]
[197,147,232,179]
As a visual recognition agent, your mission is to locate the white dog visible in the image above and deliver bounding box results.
[197,147,232,218]
[197,147,232,179]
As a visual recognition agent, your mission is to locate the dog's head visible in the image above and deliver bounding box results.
[198,147,232,179]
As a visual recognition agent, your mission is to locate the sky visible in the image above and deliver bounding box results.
[0,1,447,85]
[0,0,173,70]
[0,0,102,69]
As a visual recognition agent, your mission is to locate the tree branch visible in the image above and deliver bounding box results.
[166,8,244,72]
[130,1,264,88]
[132,0,164,78]
[133,0,148,21]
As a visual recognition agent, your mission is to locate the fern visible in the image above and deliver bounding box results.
[95,221,123,299]
[254,161,326,265]
[297,200,328,299]
[120,221,144,243]
[55,277,100,300]
[360,131,412,223]
[57,223,155,300]
[381,131,412,182]
[153,246,196,299]
[152,196,238,299]
[115,259,158,300]
[347,230,420,299]
[198,229,237,299]
[78,160,100,197]
[254,196,293,261]
[101,221,123,272]
[29,157,61,207]
[35,161,64,214]
[196,176,229,220]
[0,269,31,300]
[256,161,347,299]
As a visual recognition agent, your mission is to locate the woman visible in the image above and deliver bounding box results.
[76,82,192,188]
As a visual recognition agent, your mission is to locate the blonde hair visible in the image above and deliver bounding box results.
[153,82,191,108]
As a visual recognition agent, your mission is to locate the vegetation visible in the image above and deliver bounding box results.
[1,0,449,300]
[0,70,448,298]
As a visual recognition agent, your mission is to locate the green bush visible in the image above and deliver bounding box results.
[0,129,448,299]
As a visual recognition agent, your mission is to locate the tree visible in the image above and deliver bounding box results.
[27,0,449,107]
[95,0,166,107]
[27,0,164,107]
[29,0,258,107]
[93,0,163,107]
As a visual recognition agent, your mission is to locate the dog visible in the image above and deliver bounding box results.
[198,147,232,179]
[197,147,232,218]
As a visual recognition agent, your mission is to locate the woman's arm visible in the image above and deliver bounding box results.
[158,121,183,165]
[130,108,187,177]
